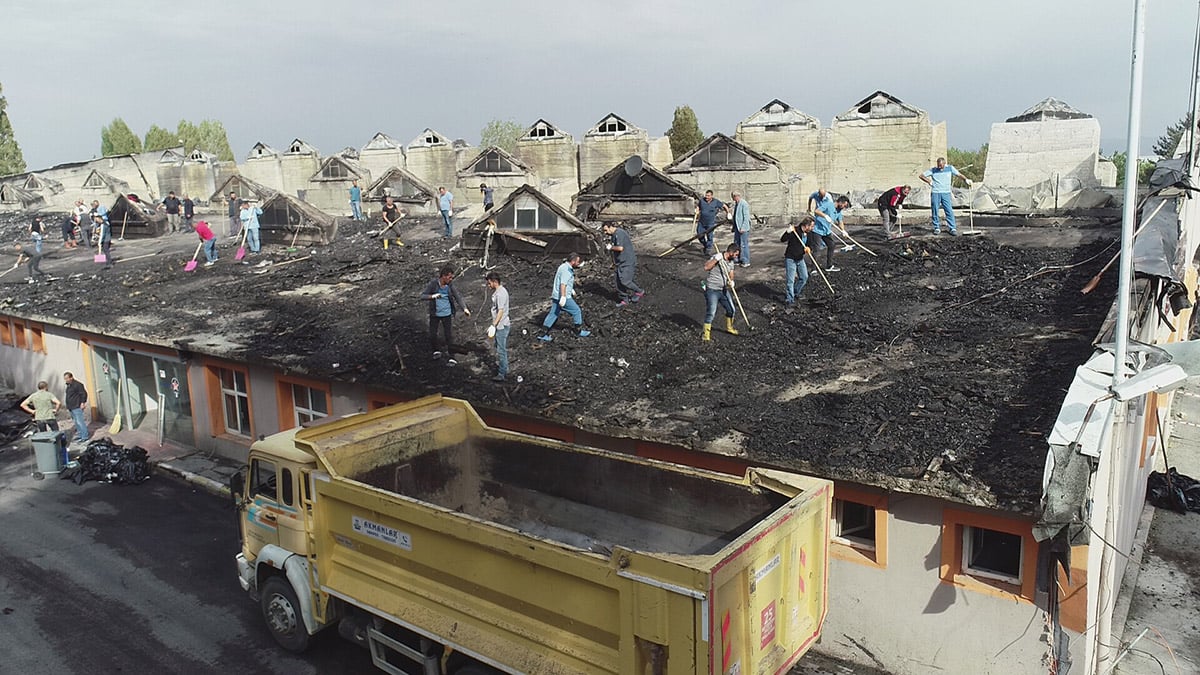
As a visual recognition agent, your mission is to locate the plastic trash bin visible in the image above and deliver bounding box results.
[31,431,66,476]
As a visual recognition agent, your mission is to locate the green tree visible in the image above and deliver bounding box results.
[143,124,179,153]
[1109,151,1156,187]
[175,119,234,160]
[946,144,987,183]
[479,119,524,153]
[100,117,143,156]
[1153,113,1193,158]
[0,82,26,176]
[667,105,703,159]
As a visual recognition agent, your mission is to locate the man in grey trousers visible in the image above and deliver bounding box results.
[602,222,644,307]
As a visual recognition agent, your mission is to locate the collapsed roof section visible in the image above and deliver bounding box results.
[738,99,820,130]
[21,173,64,194]
[1006,98,1093,123]
[573,156,700,223]
[835,90,924,121]
[365,167,437,204]
[665,133,780,172]
[209,174,277,204]
[106,193,168,238]
[458,146,531,178]
[257,192,338,246]
[462,184,598,257]
[0,182,44,210]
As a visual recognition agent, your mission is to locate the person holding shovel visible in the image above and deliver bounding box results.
[877,185,911,239]
[380,196,405,246]
[602,222,643,307]
[421,265,470,365]
[781,216,816,306]
[701,243,741,341]
[537,253,591,342]
[195,220,218,266]
[485,271,510,382]
[811,192,850,272]
[693,190,728,255]
[93,212,113,269]
[239,200,263,254]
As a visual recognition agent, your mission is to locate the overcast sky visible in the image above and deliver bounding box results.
[3,0,1198,170]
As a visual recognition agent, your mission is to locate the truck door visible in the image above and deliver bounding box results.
[244,457,307,559]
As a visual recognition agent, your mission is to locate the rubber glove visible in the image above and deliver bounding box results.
[558,295,567,308]
[430,293,443,299]
[447,209,453,217]
[486,325,496,339]
[463,308,471,316]
[605,243,613,251]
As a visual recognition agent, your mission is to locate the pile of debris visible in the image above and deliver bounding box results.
[62,438,151,486]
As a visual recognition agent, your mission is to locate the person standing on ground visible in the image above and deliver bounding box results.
[538,253,591,342]
[160,191,182,233]
[421,265,470,364]
[63,372,89,443]
[438,186,455,238]
[182,194,195,231]
[602,222,644,307]
[61,213,78,249]
[239,200,263,254]
[349,180,363,221]
[72,199,89,244]
[781,216,816,306]
[195,220,218,266]
[485,271,510,382]
[94,212,113,269]
[227,191,240,238]
[731,191,751,266]
[876,185,911,239]
[14,243,47,282]
[809,188,844,272]
[20,381,61,432]
[919,157,971,235]
[480,183,494,211]
[701,243,741,341]
[380,196,404,246]
[693,190,728,255]
[29,215,45,254]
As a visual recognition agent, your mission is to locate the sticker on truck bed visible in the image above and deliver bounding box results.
[352,516,412,551]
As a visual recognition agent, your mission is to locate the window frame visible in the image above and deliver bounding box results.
[12,320,27,350]
[205,362,254,442]
[276,375,332,431]
[940,507,1037,602]
[29,323,45,353]
[251,458,278,501]
[961,526,1024,585]
[0,318,12,346]
[829,484,888,568]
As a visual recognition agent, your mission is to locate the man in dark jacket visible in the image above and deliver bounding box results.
[64,372,90,443]
[420,265,470,364]
[781,216,816,306]
[227,191,240,238]
[876,185,911,238]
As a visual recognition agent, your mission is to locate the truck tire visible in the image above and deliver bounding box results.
[260,576,311,653]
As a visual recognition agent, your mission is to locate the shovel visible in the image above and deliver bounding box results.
[94,235,107,264]
[184,241,204,271]
[234,227,249,261]
[962,188,984,236]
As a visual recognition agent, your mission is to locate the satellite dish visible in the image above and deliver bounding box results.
[623,155,644,178]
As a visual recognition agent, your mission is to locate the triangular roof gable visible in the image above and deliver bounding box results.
[81,169,124,190]
[209,174,278,203]
[1006,97,1093,123]
[285,138,318,155]
[158,148,186,163]
[0,182,40,205]
[247,142,279,159]
[665,133,779,171]
[407,128,450,149]
[587,113,640,135]
[739,99,820,128]
[21,173,63,192]
[361,132,404,151]
[365,166,437,200]
[836,90,923,120]
[459,146,532,175]
[576,156,701,200]
[466,183,590,232]
[309,155,367,182]
[188,149,215,162]
[521,119,572,142]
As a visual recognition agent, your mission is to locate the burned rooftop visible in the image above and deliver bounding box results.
[0,209,1120,513]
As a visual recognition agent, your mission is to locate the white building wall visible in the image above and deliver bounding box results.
[984,118,1102,189]
[514,137,578,208]
[580,132,650,186]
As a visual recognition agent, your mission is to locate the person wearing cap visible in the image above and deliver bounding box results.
[480,183,494,211]
[239,199,263,254]
[195,220,218,266]
[919,157,972,235]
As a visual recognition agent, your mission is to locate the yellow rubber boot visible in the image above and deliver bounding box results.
[702,323,712,341]
[725,317,739,335]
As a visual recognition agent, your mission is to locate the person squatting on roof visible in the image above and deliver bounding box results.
[603,222,644,307]
[701,243,741,342]
[781,216,816,306]
[422,265,470,365]
[485,271,510,382]
[876,185,911,239]
[538,252,591,342]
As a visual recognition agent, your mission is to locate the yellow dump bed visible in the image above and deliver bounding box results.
[294,395,831,675]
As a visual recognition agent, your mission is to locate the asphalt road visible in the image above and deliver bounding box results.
[0,443,373,674]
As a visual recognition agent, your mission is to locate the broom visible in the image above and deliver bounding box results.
[109,379,124,434]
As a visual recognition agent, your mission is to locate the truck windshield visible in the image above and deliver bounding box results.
[252,459,277,500]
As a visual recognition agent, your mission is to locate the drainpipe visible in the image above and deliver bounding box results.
[1094,1,1146,673]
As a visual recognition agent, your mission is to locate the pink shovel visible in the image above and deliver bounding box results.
[234,227,249,261]
[184,242,203,271]
[94,237,106,264]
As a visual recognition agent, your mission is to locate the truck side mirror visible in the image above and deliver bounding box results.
[229,468,246,503]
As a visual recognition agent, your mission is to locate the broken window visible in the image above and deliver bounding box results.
[321,161,350,180]
[292,383,328,426]
[24,176,41,189]
[217,367,251,437]
[963,526,1023,584]
[83,172,106,189]
[515,207,537,230]
[425,133,441,145]
[691,141,749,168]
[597,118,628,133]
[289,142,305,153]
[474,150,514,174]
[833,499,876,550]
[529,123,556,138]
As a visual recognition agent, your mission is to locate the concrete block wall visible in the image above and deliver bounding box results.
[827,119,945,192]
[579,132,650,186]
[670,167,786,222]
[279,155,321,199]
[407,145,460,195]
[358,147,405,182]
[514,137,578,208]
[454,171,533,212]
[240,157,285,194]
[984,118,1102,189]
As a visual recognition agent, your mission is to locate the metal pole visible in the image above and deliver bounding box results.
[1096,4,1147,673]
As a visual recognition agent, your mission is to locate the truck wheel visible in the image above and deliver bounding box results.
[260,577,311,653]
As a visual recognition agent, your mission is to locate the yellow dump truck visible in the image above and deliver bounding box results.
[232,395,831,674]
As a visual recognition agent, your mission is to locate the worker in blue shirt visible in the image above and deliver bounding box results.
[693,190,729,255]
[920,157,972,235]
[808,189,849,272]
